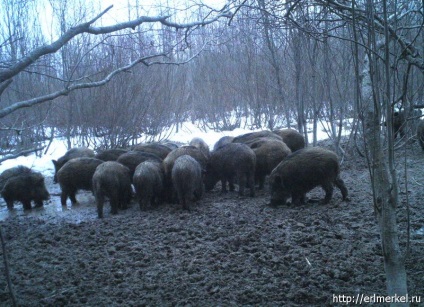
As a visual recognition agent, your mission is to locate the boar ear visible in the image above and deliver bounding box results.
[52,160,58,166]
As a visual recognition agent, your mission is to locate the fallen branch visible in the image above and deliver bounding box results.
[0,146,45,164]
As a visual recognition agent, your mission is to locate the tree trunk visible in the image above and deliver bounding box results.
[362,52,408,305]
[360,0,408,301]
[258,0,286,131]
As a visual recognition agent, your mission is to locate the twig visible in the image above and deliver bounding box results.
[44,128,55,155]
[0,225,18,306]
[305,257,312,267]
[411,176,423,186]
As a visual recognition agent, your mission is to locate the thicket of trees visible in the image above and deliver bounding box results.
[1,1,422,152]
[1,0,423,303]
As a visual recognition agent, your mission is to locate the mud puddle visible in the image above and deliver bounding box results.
[0,192,98,224]
[0,176,99,224]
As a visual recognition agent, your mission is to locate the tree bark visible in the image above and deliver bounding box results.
[360,1,408,302]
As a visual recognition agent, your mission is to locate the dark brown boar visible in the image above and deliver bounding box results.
[213,136,234,151]
[92,161,132,218]
[163,146,208,178]
[171,155,204,210]
[163,146,208,202]
[52,147,95,183]
[0,166,49,210]
[95,149,128,161]
[393,111,406,139]
[117,151,162,179]
[249,138,292,189]
[386,109,422,139]
[133,161,165,210]
[161,142,180,150]
[133,143,172,160]
[56,157,104,206]
[0,165,32,191]
[272,128,305,152]
[204,143,256,197]
[269,147,348,206]
[189,137,210,158]
[232,130,282,144]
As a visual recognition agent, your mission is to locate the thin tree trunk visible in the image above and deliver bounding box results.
[362,52,408,305]
[360,0,408,303]
[292,31,305,137]
[258,0,286,131]
[310,40,319,146]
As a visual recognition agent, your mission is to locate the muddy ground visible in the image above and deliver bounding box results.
[0,142,423,306]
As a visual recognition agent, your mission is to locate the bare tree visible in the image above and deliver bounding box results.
[358,0,408,300]
[237,0,423,301]
[0,2,236,155]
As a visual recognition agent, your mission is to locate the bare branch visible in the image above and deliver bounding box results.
[0,146,45,164]
[0,79,13,97]
[315,0,424,69]
[0,5,233,83]
[0,53,163,119]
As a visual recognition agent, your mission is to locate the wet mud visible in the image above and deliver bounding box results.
[0,144,423,306]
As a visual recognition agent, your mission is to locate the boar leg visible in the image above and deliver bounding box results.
[22,200,32,210]
[220,178,228,193]
[69,193,78,205]
[34,200,44,208]
[96,196,104,218]
[322,183,334,204]
[291,193,304,206]
[6,200,14,210]
[248,173,255,197]
[60,192,68,206]
[238,174,246,196]
[335,177,348,200]
[229,180,235,191]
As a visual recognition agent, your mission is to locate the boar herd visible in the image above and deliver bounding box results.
[4,111,424,217]
[1,128,352,218]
